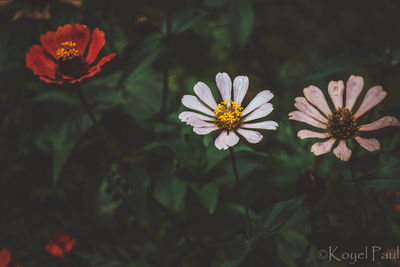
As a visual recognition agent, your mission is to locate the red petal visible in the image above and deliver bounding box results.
[26,45,57,79]
[40,31,59,59]
[39,76,61,84]
[0,249,11,267]
[56,24,73,45]
[86,28,105,64]
[71,24,91,55]
[72,53,116,83]
[46,242,64,257]
[64,239,76,253]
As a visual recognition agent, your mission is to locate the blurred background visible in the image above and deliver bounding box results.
[1,0,400,266]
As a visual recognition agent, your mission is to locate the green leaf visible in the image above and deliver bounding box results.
[356,158,400,189]
[191,182,220,214]
[35,113,92,185]
[153,165,187,212]
[34,90,79,106]
[230,0,255,47]
[117,33,162,89]
[169,9,208,33]
[253,196,305,242]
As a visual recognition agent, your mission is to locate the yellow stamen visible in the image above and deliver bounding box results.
[56,41,80,62]
[214,100,243,130]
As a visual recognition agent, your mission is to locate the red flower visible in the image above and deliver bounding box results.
[0,249,20,267]
[45,230,76,257]
[26,24,116,84]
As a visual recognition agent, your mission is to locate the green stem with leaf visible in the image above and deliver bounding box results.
[229,147,253,238]
[77,85,123,160]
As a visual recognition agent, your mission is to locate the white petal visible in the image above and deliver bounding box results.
[181,95,214,116]
[354,136,380,152]
[328,80,344,110]
[242,103,273,122]
[303,85,332,117]
[179,111,213,123]
[216,72,232,102]
[214,131,229,150]
[224,131,240,147]
[241,90,274,116]
[294,97,328,123]
[359,116,400,131]
[233,75,249,104]
[241,120,278,130]
[333,140,352,161]
[354,86,387,118]
[194,126,218,135]
[310,138,336,156]
[345,75,364,111]
[236,128,263,144]
[193,82,218,110]
[186,117,215,127]
[289,111,327,129]
[297,129,331,139]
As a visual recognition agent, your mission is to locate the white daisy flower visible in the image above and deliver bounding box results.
[289,75,400,161]
[179,72,278,150]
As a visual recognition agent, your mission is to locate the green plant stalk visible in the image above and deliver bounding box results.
[78,85,123,160]
[229,147,253,238]
[160,9,172,117]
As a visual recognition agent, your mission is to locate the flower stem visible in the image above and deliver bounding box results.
[78,85,122,160]
[229,147,252,237]
[160,9,172,118]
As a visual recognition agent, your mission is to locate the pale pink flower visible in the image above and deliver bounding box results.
[289,75,400,161]
[179,72,278,150]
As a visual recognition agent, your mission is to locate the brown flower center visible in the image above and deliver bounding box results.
[56,41,87,78]
[327,107,358,139]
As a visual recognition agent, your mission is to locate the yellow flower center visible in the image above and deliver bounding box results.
[56,41,80,62]
[327,107,358,139]
[214,100,243,131]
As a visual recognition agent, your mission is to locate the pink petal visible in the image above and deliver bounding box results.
[181,95,214,116]
[345,75,364,111]
[193,82,218,110]
[178,111,213,123]
[354,136,380,152]
[310,138,336,156]
[242,103,273,122]
[359,116,400,131]
[214,131,239,150]
[333,140,352,161]
[241,120,278,130]
[294,97,328,123]
[303,85,332,117]
[241,90,274,116]
[236,128,263,144]
[288,111,327,129]
[328,80,344,110]
[297,129,331,139]
[194,126,218,135]
[233,75,249,104]
[215,72,232,102]
[354,86,387,118]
